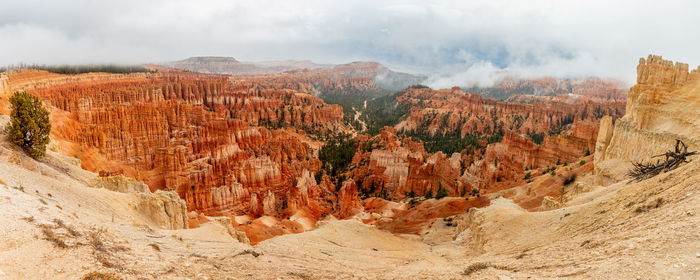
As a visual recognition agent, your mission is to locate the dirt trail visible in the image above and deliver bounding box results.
[352,104,368,132]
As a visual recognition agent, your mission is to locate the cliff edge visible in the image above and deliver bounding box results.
[596,55,700,181]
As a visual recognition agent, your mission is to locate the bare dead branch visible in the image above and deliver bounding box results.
[628,140,697,182]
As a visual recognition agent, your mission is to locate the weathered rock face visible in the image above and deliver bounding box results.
[394,87,625,137]
[135,190,189,230]
[361,86,620,195]
[470,76,628,102]
[89,175,149,193]
[10,71,344,223]
[346,117,604,206]
[336,179,363,218]
[347,128,477,200]
[596,55,700,179]
[470,120,599,191]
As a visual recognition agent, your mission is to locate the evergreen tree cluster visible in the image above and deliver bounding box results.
[318,133,358,178]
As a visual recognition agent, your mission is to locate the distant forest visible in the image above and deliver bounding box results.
[0,64,153,74]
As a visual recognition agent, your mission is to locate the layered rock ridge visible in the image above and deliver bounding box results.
[596,55,700,178]
[10,71,344,225]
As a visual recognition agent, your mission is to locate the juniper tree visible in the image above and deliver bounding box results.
[7,91,51,158]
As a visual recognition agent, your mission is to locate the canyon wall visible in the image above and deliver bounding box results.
[347,128,468,200]
[596,55,700,178]
[8,71,344,222]
[337,81,622,204]
[3,63,633,242]
[471,120,598,190]
[394,87,625,137]
[468,76,627,102]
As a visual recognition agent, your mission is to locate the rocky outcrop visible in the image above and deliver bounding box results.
[370,86,616,194]
[90,175,149,193]
[470,120,599,190]
[596,55,700,178]
[394,87,625,137]
[135,190,189,230]
[347,128,473,200]
[336,180,363,218]
[210,216,251,244]
[593,116,614,172]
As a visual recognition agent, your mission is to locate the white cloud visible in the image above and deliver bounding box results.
[1,0,698,86]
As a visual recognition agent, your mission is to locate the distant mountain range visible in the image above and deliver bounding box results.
[160,56,425,92]
[161,56,329,76]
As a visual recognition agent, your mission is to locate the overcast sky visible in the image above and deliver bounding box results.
[1,0,698,86]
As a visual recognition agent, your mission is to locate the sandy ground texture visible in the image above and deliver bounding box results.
[0,118,699,279]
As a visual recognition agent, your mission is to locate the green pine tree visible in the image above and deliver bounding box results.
[7,91,51,158]
[435,184,448,199]
[425,188,433,199]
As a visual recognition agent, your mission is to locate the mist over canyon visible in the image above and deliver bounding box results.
[1,1,700,279]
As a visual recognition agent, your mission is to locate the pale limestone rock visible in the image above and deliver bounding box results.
[598,55,700,178]
[90,175,149,193]
[135,190,188,230]
[210,216,251,244]
[540,196,563,211]
[594,116,614,172]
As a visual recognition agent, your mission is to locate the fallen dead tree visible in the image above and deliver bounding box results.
[628,140,698,182]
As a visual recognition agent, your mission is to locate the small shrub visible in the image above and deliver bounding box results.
[40,226,68,248]
[234,249,262,258]
[463,262,490,275]
[635,198,664,213]
[435,185,448,199]
[89,228,107,252]
[579,160,586,166]
[524,172,532,180]
[470,188,480,197]
[81,271,124,280]
[7,91,51,158]
[562,173,577,186]
[584,149,591,156]
[424,188,433,199]
[51,218,80,237]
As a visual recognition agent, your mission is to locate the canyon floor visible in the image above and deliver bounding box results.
[0,116,698,279]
